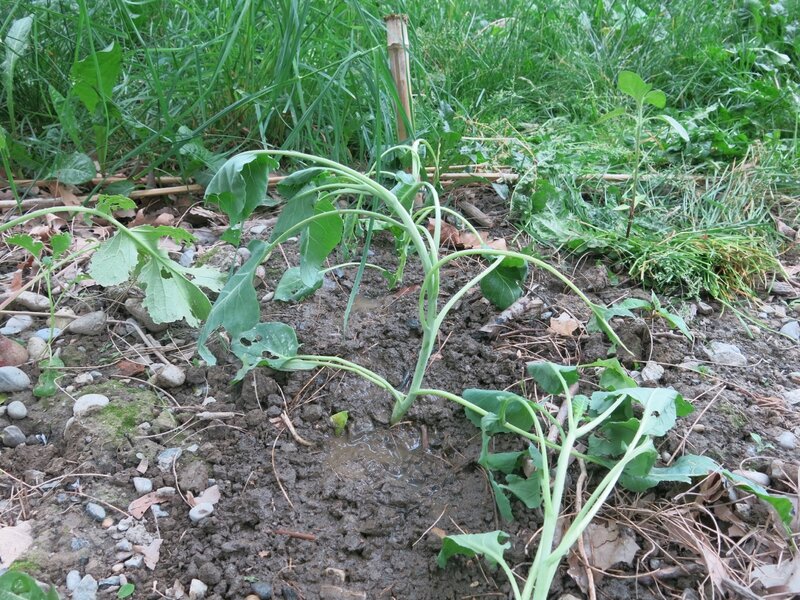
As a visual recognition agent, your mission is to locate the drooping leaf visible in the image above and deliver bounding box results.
[657,114,689,142]
[95,194,136,215]
[270,190,316,242]
[656,307,693,340]
[390,171,420,211]
[274,267,324,302]
[480,256,528,309]
[70,42,122,112]
[437,531,512,569]
[299,199,343,285]
[500,474,543,509]
[197,240,268,365]
[526,361,578,395]
[463,389,534,434]
[204,152,278,244]
[490,475,514,521]
[622,387,684,436]
[482,450,526,475]
[2,16,33,81]
[47,152,95,185]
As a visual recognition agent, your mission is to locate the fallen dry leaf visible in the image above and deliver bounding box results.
[0,521,34,568]
[426,219,507,250]
[754,556,800,593]
[128,489,175,519]
[117,359,147,377]
[583,522,639,571]
[190,485,220,508]
[549,312,581,337]
[135,538,162,570]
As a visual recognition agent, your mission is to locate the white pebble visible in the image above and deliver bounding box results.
[188,502,214,523]
[73,394,110,418]
[6,400,27,420]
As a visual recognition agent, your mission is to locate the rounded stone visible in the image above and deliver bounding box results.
[6,400,27,420]
[0,314,33,335]
[1,425,26,447]
[73,393,110,418]
[0,366,31,392]
[85,502,107,522]
[67,311,108,336]
[133,477,153,494]
[33,327,61,341]
[66,570,81,591]
[188,502,214,523]
[155,364,186,388]
[777,431,797,450]
[251,582,273,600]
[26,336,48,362]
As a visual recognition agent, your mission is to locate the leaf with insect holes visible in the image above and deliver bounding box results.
[463,389,534,434]
[526,362,579,395]
[46,152,96,185]
[480,256,527,309]
[7,233,44,259]
[230,321,315,380]
[205,152,278,244]
[96,194,136,215]
[90,226,224,328]
[274,267,324,302]
[70,43,122,112]
[197,240,268,365]
[437,531,512,569]
[89,233,138,286]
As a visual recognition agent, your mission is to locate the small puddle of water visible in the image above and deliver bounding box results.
[325,428,427,486]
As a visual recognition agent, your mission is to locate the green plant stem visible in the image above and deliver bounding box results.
[625,102,644,239]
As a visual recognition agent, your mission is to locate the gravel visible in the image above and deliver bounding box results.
[85,502,107,522]
[133,477,153,494]
[67,311,108,335]
[6,400,27,420]
[0,314,33,335]
[188,502,214,523]
[2,425,26,447]
[73,394,110,418]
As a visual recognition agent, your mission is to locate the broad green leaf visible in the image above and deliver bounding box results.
[0,570,59,600]
[204,152,278,244]
[500,474,542,509]
[117,583,135,599]
[7,234,44,259]
[70,42,122,112]
[299,199,343,285]
[50,233,71,261]
[529,181,558,212]
[482,450,525,475]
[620,387,683,436]
[723,470,793,528]
[657,115,689,142]
[644,89,666,108]
[270,190,315,242]
[463,389,534,434]
[437,531,511,569]
[47,152,95,184]
[89,233,138,286]
[589,390,634,421]
[2,16,33,81]
[197,240,268,364]
[619,444,659,491]
[618,70,651,102]
[588,418,640,457]
[177,125,226,172]
[274,267,324,302]
[480,256,527,309]
[628,454,718,489]
[526,362,578,395]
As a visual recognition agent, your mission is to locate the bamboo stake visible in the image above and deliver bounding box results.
[385,14,413,142]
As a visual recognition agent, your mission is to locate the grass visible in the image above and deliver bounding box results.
[1,0,798,300]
